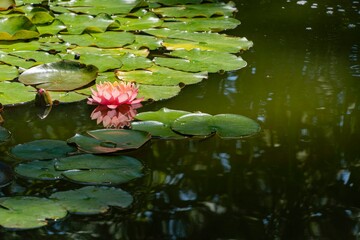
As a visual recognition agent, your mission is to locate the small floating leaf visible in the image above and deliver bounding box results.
[18,60,98,91]
[50,186,133,214]
[15,159,61,180]
[0,81,35,106]
[0,197,67,230]
[11,139,76,161]
[212,114,261,138]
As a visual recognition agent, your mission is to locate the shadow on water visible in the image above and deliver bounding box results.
[1,0,360,239]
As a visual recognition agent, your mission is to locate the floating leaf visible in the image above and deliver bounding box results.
[50,186,133,214]
[115,65,207,85]
[211,114,261,138]
[57,13,116,34]
[27,7,54,24]
[0,52,38,69]
[48,91,88,103]
[0,197,67,230]
[0,65,18,81]
[115,13,163,31]
[144,29,253,53]
[132,120,185,139]
[56,154,143,185]
[51,0,142,15]
[59,32,135,48]
[18,60,98,91]
[10,50,61,64]
[0,81,35,106]
[0,0,15,10]
[0,15,39,40]
[0,40,40,51]
[137,84,181,101]
[15,159,61,180]
[152,2,237,18]
[11,139,76,161]
[67,129,151,154]
[135,107,190,125]
[171,113,215,136]
[0,126,11,142]
[0,162,13,188]
[161,17,240,32]
[155,49,247,73]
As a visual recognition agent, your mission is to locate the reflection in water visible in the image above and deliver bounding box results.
[90,104,141,128]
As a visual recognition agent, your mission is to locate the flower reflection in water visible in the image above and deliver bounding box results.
[90,104,141,128]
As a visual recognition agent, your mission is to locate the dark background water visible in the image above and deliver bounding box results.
[1,0,360,239]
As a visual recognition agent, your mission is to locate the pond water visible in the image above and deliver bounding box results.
[1,0,360,239]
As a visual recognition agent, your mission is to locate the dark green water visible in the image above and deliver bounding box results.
[1,0,360,239]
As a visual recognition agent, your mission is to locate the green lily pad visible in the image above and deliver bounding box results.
[59,31,135,48]
[0,40,40,51]
[0,15,39,40]
[161,17,240,32]
[171,113,215,136]
[152,2,237,18]
[137,84,181,101]
[50,186,133,214]
[0,64,18,81]
[15,159,61,180]
[131,120,185,139]
[148,0,201,5]
[27,7,54,24]
[126,35,163,50]
[36,19,67,35]
[57,13,116,34]
[0,126,11,142]
[0,0,15,10]
[155,49,247,73]
[212,114,261,138]
[51,0,142,15]
[115,65,207,85]
[135,107,190,125]
[67,129,151,154]
[0,52,38,69]
[115,13,163,31]
[0,196,67,230]
[144,29,253,53]
[47,91,88,103]
[56,154,143,185]
[11,139,76,161]
[10,50,61,64]
[0,81,35,106]
[18,60,98,91]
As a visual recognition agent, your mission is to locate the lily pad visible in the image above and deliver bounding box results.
[0,81,35,106]
[0,15,39,40]
[161,17,240,32]
[135,107,190,125]
[0,196,67,230]
[131,120,185,139]
[115,65,207,85]
[114,13,163,31]
[212,114,261,138]
[0,64,18,81]
[0,126,11,142]
[137,84,181,101]
[11,139,76,161]
[0,0,15,10]
[50,186,133,214]
[15,159,61,180]
[56,154,143,185]
[67,129,151,154]
[18,60,98,91]
[171,113,215,136]
[155,49,247,73]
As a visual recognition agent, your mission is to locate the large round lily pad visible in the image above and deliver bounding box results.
[15,159,61,180]
[11,139,76,161]
[0,196,67,230]
[212,114,261,138]
[171,113,215,136]
[50,186,133,215]
[0,81,35,106]
[55,154,143,185]
[18,60,98,91]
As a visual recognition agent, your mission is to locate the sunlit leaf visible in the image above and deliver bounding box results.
[131,120,185,139]
[10,50,61,64]
[36,19,66,35]
[0,64,18,81]
[0,15,39,40]
[0,52,38,68]
[15,159,61,180]
[55,154,143,185]
[0,81,35,106]
[48,91,88,103]
[137,84,181,101]
[50,186,133,214]
[51,0,142,15]
[59,31,135,48]
[161,17,240,32]
[125,35,163,50]
[57,13,116,34]
[11,139,76,160]
[0,197,67,230]
[152,2,237,18]
[144,29,253,53]
[114,13,163,31]
[18,60,98,91]
[135,107,190,124]
[115,65,207,85]
[0,40,40,51]
[155,49,247,73]
[148,0,202,5]
[27,7,54,24]
[0,0,15,10]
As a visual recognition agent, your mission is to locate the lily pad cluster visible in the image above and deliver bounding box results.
[0,0,252,105]
[132,107,261,139]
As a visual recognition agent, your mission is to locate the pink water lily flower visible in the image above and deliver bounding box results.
[87,81,143,109]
